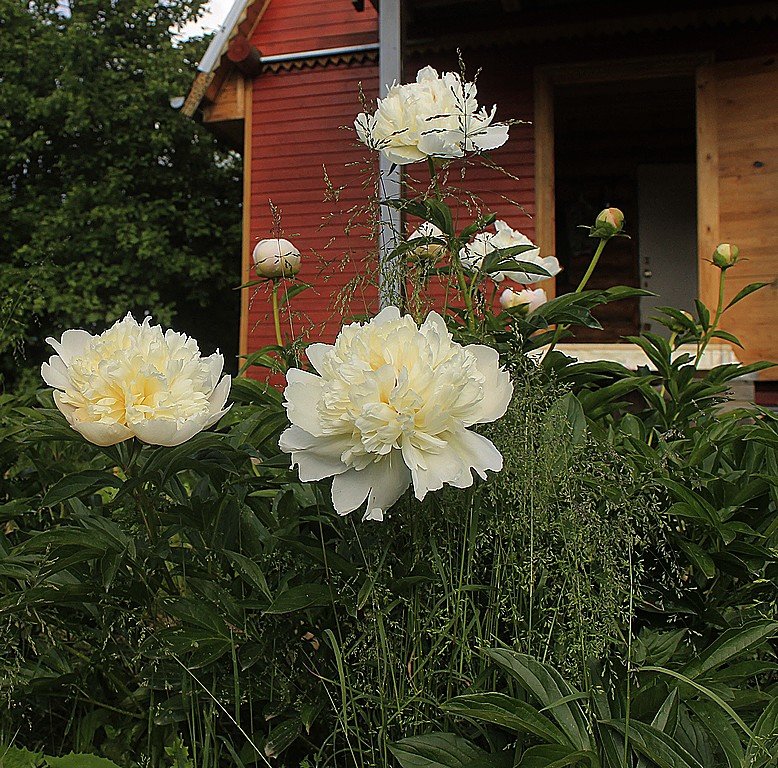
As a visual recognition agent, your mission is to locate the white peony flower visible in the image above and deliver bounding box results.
[354,65,509,166]
[41,314,231,447]
[279,307,513,521]
[459,220,561,284]
[252,238,301,278]
[500,287,548,314]
[408,221,447,261]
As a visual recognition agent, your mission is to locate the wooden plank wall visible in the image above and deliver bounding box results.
[702,56,778,378]
[245,62,380,361]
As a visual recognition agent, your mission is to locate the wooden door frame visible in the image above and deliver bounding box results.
[534,53,713,302]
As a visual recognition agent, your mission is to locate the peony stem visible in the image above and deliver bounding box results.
[271,280,284,347]
[697,268,726,363]
[574,236,607,294]
[544,237,608,359]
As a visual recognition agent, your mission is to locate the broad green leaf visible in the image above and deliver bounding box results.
[0,745,44,768]
[518,746,596,768]
[687,700,744,768]
[725,281,769,310]
[389,733,496,768]
[485,650,592,750]
[602,719,705,768]
[745,697,778,764]
[42,471,122,507]
[264,584,332,614]
[640,667,756,739]
[444,692,568,744]
[680,620,778,679]
[46,755,123,768]
[263,719,302,758]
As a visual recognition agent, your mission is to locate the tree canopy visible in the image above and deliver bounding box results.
[0,0,242,389]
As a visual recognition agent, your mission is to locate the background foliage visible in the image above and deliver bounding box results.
[0,0,242,390]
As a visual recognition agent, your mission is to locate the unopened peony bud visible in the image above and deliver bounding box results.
[712,243,739,269]
[253,238,301,278]
[591,207,625,238]
[499,287,547,314]
[408,222,446,261]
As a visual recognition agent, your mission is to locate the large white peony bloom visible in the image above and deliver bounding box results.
[459,220,561,284]
[279,307,513,521]
[354,66,509,166]
[41,314,231,447]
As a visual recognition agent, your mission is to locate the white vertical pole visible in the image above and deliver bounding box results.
[378,0,403,308]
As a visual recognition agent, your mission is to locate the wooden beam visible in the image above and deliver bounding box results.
[239,77,253,366]
[534,69,556,298]
[695,64,720,314]
[227,34,263,77]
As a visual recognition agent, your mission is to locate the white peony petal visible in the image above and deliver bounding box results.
[464,345,514,424]
[280,426,350,482]
[130,416,206,447]
[372,305,402,325]
[46,329,93,364]
[41,356,71,390]
[406,445,464,501]
[331,457,410,519]
[470,123,509,151]
[284,369,326,435]
[364,452,412,521]
[305,343,333,376]
[207,375,231,413]
[447,429,504,482]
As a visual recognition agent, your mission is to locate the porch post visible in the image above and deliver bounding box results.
[378,0,403,308]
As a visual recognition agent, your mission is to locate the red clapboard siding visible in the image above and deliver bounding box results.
[251,0,378,56]
[246,61,381,368]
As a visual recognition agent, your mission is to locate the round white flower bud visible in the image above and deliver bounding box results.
[712,243,739,269]
[252,238,301,278]
[408,222,446,261]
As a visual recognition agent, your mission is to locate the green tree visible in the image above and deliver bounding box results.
[0,0,241,390]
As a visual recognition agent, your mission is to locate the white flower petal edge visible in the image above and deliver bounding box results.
[280,309,512,520]
[42,314,231,447]
[354,66,509,165]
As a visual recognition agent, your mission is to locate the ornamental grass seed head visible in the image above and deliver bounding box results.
[41,314,231,446]
[279,307,513,521]
[252,238,301,278]
[354,65,509,166]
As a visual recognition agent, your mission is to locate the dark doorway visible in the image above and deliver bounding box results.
[553,76,697,342]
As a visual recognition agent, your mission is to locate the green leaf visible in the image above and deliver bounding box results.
[725,281,769,311]
[639,667,756,740]
[264,584,332,614]
[443,692,568,744]
[485,650,591,750]
[263,719,301,759]
[544,393,586,446]
[46,755,123,768]
[602,719,705,768]
[0,745,44,768]
[42,471,122,507]
[518,745,595,768]
[687,700,744,768]
[680,620,778,680]
[225,551,272,599]
[389,733,496,768]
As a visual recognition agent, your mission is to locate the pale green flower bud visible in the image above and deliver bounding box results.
[591,207,625,238]
[712,243,739,269]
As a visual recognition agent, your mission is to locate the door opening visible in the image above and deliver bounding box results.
[552,76,697,341]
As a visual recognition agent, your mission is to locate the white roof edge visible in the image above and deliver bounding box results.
[197,0,254,74]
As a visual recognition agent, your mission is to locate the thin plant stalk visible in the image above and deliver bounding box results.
[697,267,727,362]
[271,280,284,347]
[544,236,609,359]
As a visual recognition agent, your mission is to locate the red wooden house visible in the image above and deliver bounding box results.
[181,0,778,400]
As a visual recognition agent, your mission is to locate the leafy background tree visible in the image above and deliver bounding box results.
[0,0,241,390]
